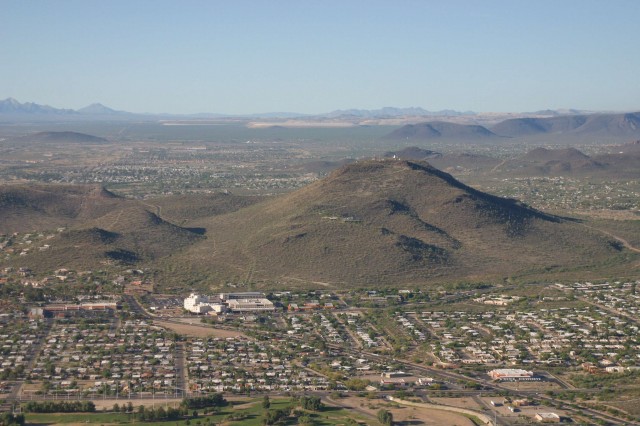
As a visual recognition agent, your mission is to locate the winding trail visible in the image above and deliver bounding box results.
[108,209,125,228]
[580,223,640,253]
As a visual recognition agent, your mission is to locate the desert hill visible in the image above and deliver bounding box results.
[0,184,205,270]
[492,147,605,176]
[588,140,640,178]
[17,207,203,271]
[1,164,634,287]
[488,146,640,178]
[0,184,125,233]
[384,122,499,141]
[520,147,590,162]
[164,159,624,288]
[491,112,640,138]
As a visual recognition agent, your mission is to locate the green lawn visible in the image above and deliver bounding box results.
[24,398,374,425]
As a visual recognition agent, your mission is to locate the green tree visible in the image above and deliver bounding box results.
[377,409,393,426]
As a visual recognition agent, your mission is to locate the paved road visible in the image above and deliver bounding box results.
[9,318,53,400]
[174,341,187,398]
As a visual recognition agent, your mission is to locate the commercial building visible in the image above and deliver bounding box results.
[183,293,226,314]
[488,368,534,380]
[184,292,273,314]
[226,298,275,312]
[220,292,264,301]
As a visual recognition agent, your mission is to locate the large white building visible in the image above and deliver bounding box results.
[184,292,273,314]
[183,293,226,314]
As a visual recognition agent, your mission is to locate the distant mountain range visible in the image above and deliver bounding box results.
[3,98,640,141]
[322,107,476,118]
[0,98,124,117]
[491,112,640,137]
[0,97,76,115]
[382,112,640,141]
[0,98,477,119]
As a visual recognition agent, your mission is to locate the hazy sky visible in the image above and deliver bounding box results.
[2,0,639,114]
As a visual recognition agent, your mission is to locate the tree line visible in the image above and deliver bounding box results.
[23,400,96,413]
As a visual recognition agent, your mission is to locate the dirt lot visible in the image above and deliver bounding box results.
[153,320,245,338]
[497,380,562,391]
[333,396,475,426]
[430,397,482,410]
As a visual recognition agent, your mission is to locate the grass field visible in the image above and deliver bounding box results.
[23,398,377,425]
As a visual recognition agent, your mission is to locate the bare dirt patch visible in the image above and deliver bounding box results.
[430,397,482,410]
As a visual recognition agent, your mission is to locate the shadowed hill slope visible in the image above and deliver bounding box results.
[148,192,270,224]
[0,184,204,270]
[7,206,204,271]
[0,184,125,233]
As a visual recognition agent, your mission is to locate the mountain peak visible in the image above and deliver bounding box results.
[77,103,122,114]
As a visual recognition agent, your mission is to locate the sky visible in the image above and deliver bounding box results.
[2,0,640,115]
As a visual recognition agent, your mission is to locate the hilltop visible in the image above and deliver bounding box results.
[163,159,625,288]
